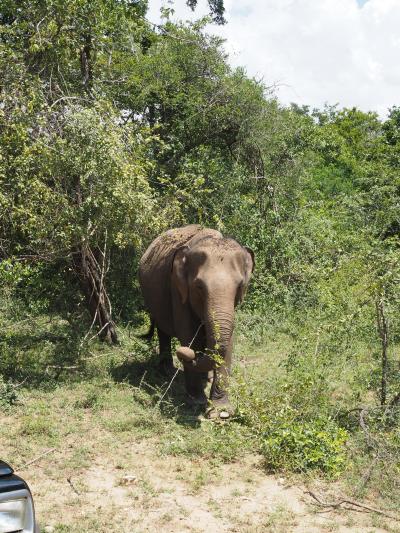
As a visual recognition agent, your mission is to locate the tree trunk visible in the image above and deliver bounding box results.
[376,298,388,406]
[73,244,118,344]
[80,33,92,89]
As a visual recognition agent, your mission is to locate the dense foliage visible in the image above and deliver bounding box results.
[1,0,400,502]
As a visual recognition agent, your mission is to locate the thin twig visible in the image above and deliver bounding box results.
[67,477,81,496]
[87,320,111,342]
[50,96,92,109]
[156,368,180,407]
[80,308,98,347]
[139,371,147,390]
[17,448,57,470]
[12,377,28,389]
[188,323,203,349]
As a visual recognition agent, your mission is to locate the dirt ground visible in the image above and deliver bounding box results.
[20,438,397,533]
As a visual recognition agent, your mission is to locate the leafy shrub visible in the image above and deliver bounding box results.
[0,376,19,408]
[261,415,348,476]
[233,366,348,477]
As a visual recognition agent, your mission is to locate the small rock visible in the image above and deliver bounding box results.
[44,526,55,533]
[120,474,137,486]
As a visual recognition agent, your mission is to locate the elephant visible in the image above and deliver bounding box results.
[139,224,254,418]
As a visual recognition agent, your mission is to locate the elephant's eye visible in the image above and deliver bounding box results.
[194,279,205,291]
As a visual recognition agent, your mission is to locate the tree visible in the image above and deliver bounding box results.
[0,1,161,343]
[186,0,226,24]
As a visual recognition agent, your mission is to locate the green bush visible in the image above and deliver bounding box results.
[0,376,19,408]
[261,415,348,476]
[232,364,348,477]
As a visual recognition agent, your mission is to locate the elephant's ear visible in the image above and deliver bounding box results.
[244,246,255,277]
[172,246,189,304]
[236,246,255,306]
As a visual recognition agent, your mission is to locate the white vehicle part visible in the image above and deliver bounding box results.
[0,489,35,533]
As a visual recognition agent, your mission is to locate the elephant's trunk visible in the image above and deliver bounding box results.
[178,291,235,375]
[203,296,235,401]
[204,299,235,364]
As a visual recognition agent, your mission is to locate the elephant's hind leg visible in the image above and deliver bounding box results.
[157,327,177,379]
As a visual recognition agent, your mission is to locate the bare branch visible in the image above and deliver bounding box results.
[305,490,400,521]
[17,448,57,471]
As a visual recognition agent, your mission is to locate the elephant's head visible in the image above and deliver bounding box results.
[172,236,254,363]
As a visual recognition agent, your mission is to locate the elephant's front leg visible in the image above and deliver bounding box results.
[183,329,209,406]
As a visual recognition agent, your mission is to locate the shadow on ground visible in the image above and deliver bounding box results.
[110,352,204,428]
[0,317,86,385]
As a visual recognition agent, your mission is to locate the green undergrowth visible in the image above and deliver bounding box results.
[1,306,400,510]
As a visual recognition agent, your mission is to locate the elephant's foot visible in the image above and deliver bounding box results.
[158,360,179,380]
[206,396,233,420]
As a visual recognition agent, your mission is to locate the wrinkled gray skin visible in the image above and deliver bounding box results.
[139,225,254,410]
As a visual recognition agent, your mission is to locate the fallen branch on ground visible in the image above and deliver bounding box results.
[305,490,400,521]
[45,364,79,376]
[17,447,57,470]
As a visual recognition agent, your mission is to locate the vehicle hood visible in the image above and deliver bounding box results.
[0,460,14,477]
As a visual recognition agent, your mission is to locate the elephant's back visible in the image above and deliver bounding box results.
[140,225,202,272]
[139,225,204,334]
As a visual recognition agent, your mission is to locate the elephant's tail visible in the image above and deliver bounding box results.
[138,318,155,341]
